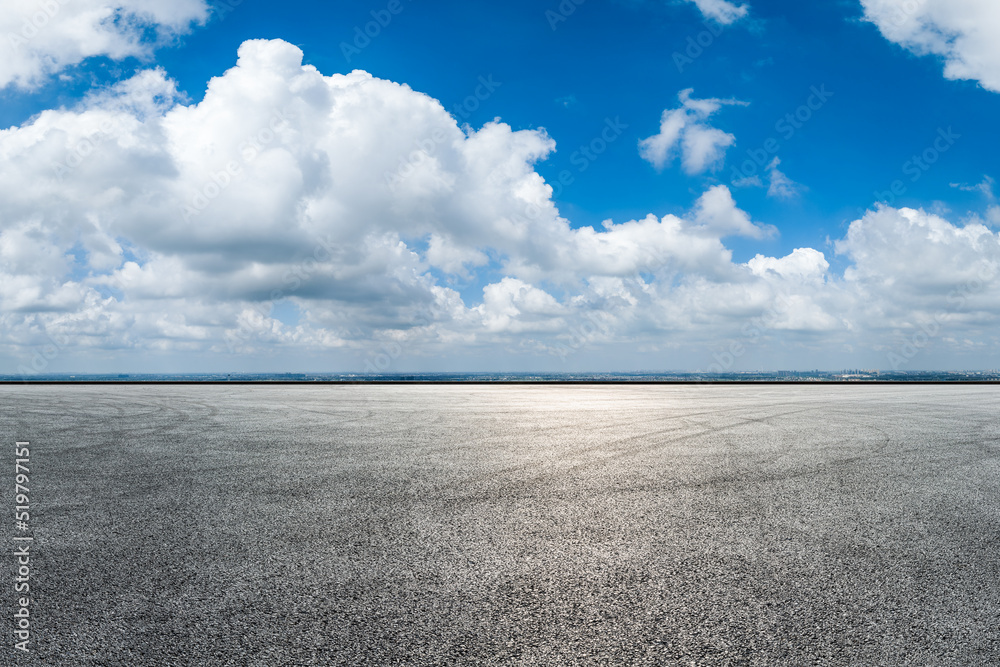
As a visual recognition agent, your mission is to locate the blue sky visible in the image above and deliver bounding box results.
[2,0,1000,373]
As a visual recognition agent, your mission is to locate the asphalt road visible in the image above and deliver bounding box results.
[1,384,998,665]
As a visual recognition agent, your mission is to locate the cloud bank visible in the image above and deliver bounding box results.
[2,39,1000,372]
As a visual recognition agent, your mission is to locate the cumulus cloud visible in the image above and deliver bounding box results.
[748,248,829,283]
[639,89,747,174]
[691,185,776,239]
[860,0,1000,92]
[0,0,210,90]
[834,205,1000,356]
[475,279,565,334]
[684,0,749,24]
[837,205,1000,296]
[0,40,776,364]
[3,39,1000,372]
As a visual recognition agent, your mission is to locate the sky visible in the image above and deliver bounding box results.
[2,0,1000,374]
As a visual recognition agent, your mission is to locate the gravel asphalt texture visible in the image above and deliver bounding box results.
[1,384,999,666]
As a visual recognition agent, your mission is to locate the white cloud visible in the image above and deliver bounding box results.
[3,39,1000,371]
[860,0,1000,92]
[639,89,747,174]
[748,248,829,283]
[691,184,776,239]
[950,174,995,198]
[765,157,801,199]
[475,278,565,334]
[0,0,210,90]
[684,0,749,25]
[833,205,1000,359]
[837,205,1000,296]
[8,40,771,361]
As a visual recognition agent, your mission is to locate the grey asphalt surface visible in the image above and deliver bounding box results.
[1,384,999,666]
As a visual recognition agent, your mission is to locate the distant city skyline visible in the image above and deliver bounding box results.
[2,0,1000,373]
